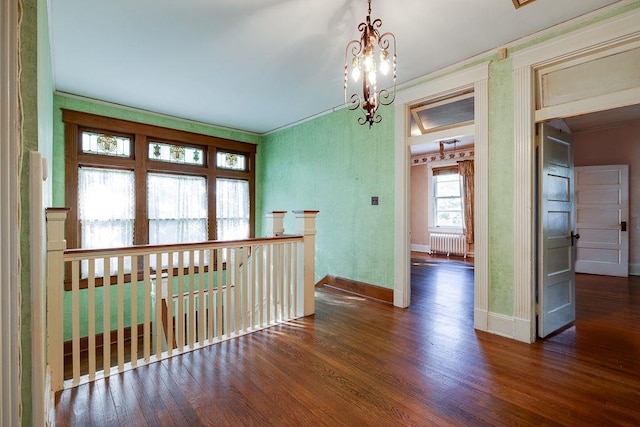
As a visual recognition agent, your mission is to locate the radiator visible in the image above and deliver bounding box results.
[429,233,467,258]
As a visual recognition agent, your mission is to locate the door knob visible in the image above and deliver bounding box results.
[571,231,580,246]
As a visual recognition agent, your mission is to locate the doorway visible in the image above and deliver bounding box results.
[568,105,638,277]
[393,62,490,337]
[511,8,640,342]
[536,107,639,339]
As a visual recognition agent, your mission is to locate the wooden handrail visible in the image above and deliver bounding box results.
[62,235,303,260]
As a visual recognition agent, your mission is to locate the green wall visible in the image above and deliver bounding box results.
[487,57,515,315]
[259,107,395,287]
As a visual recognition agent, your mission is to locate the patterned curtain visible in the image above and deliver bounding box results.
[457,160,474,244]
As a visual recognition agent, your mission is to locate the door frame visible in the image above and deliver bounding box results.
[393,62,490,333]
[511,6,640,343]
[1,0,22,423]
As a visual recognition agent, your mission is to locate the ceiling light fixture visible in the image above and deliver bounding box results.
[439,139,459,156]
[344,0,397,128]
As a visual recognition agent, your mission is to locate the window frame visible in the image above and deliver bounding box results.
[63,109,256,252]
[428,163,464,232]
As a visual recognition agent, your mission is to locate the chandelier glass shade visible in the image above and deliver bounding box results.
[344,0,397,127]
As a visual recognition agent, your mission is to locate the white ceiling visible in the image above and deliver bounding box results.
[49,0,623,134]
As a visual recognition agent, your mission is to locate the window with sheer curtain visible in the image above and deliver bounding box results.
[216,178,250,241]
[148,173,209,269]
[78,167,135,277]
[64,110,256,282]
[148,173,208,244]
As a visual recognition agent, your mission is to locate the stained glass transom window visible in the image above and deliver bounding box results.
[149,142,204,165]
[217,152,246,171]
[81,132,131,157]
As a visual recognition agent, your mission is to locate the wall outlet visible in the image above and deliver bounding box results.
[371,196,379,205]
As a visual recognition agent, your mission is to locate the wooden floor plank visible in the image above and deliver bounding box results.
[55,258,640,425]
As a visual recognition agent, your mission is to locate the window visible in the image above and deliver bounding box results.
[216,178,250,240]
[409,92,474,137]
[78,167,134,276]
[64,110,256,277]
[147,173,208,245]
[433,167,463,228]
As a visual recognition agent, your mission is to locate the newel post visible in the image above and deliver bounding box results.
[264,211,286,237]
[46,208,69,391]
[294,210,319,317]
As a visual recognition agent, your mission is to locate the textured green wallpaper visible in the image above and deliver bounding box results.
[259,106,395,288]
[487,58,515,315]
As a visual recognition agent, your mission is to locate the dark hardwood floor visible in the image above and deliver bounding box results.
[55,258,640,426]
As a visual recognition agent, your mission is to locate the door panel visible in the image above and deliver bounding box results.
[574,165,629,276]
[538,124,576,338]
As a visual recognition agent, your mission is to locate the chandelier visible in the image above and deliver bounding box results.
[344,0,397,127]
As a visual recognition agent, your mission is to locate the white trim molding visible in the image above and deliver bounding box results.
[30,152,48,427]
[394,102,411,308]
[1,0,22,423]
[394,62,490,335]
[511,5,640,343]
[411,244,430,253]
[488,313,516,339]
[473,74,489,333]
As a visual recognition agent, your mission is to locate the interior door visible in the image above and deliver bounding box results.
[538,124,576,338]
[574,165,629,277]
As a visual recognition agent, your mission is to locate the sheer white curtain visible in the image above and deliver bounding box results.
[148,173,208,269]
[78,167,135,277]
[216,178,249,241]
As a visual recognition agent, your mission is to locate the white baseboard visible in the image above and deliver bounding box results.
[394,288,409,308]
[411,244,430,253]
[488,313,515,339]
[514,317,535,343]
[630,263,640,276]
[474,309,488,332]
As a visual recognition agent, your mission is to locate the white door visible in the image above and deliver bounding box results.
[574,165,629,277]
[538,124,577,338]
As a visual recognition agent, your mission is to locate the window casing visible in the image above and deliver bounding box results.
[63,110,256,260]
